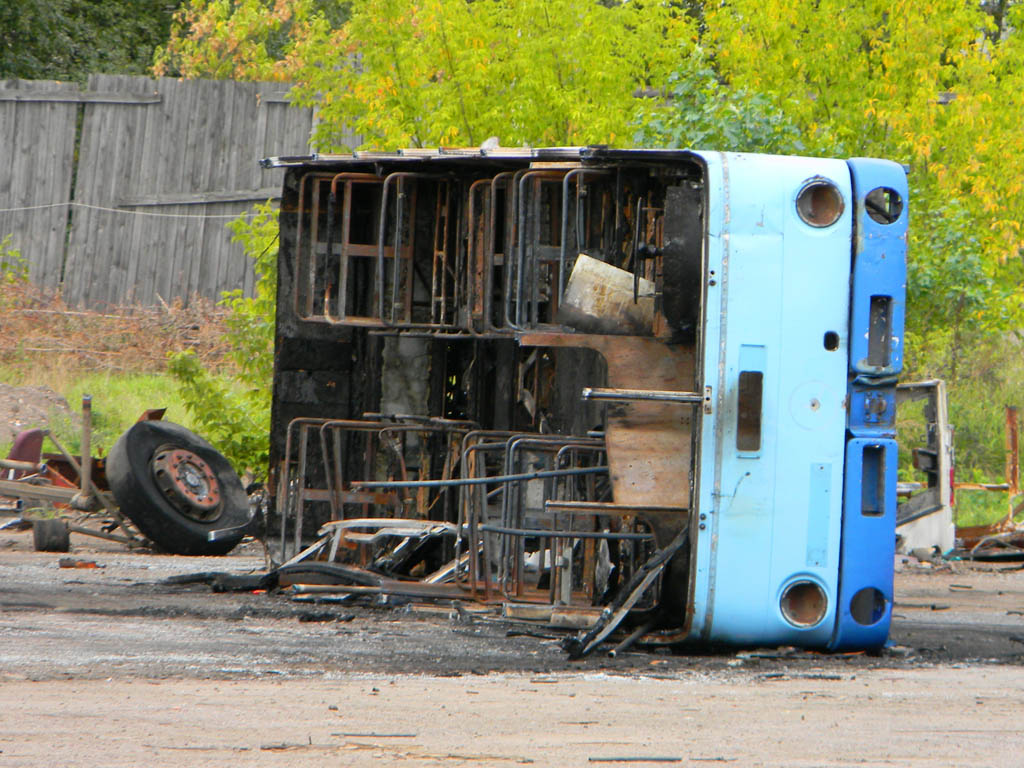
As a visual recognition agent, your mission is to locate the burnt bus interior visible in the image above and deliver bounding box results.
[270,148,706,621]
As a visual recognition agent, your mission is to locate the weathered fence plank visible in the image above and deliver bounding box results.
[0,89,161,104]
[0,76,350,307]
[51,75,317,307]
[0,79,77,288]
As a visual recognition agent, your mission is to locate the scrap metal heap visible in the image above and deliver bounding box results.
[266,147,709,646]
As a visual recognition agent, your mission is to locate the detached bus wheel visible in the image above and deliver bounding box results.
[107,421,249,555]
[33,518,70,552]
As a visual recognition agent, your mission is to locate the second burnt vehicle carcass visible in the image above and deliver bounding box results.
[263,146,907,652]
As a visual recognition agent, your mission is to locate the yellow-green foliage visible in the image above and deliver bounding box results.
[154,0,323,81]
[0,234,28,285]
[696,0,1024,344]
[157,0,696,150]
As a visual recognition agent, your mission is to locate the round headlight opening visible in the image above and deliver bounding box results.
[864,186,903,225]
[780,580,828,628]
[796,179,844,228]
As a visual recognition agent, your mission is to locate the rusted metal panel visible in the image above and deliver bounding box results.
[519,332,694,537]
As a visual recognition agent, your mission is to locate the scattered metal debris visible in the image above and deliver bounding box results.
[898,386,1024,562]
[0,398,252,555]
[564,529,688,659]
[896,380,954,554]
[57,557,100,569]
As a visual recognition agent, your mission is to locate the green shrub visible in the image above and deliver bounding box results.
[167,202,277,477]
[0,234,28,285]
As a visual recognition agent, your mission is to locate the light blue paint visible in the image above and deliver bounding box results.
[688,152,853,647]
[738,344,766,371]
[807,463,831,568]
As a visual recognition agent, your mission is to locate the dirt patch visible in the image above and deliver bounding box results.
[2,668,1023,768]
[0,383,76,446]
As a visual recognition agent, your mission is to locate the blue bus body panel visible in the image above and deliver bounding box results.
[848,386,896,436]
[830,158,907,650]
[847,159,908,378]
[830,438,898,650]
[687,152,853,646]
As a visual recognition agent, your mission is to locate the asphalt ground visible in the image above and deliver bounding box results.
[2,529,1023,767]
[1,530,1024,679]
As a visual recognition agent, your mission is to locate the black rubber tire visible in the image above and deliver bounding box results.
[33,518,70,552]
[106,421,249,555]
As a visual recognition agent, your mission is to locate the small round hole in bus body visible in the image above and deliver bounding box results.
[864,186,903,225]
[849,587,888,626]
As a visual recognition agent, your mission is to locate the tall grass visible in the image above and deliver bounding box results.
[59,372,203,455]
[0,366,238,458]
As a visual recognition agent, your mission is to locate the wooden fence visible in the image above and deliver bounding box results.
[0,79,79,290]
[0,75,348,307]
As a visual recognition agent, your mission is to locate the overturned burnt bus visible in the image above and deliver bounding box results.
[262,147,907,652]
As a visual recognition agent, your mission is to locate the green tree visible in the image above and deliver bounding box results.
[632,53,806,154]
[153,0,343,80]
[636,0,1024,362]
[157,0,697,150]
[1,0,180,82]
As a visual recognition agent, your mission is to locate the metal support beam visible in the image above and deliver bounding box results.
[581,387,702,404]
